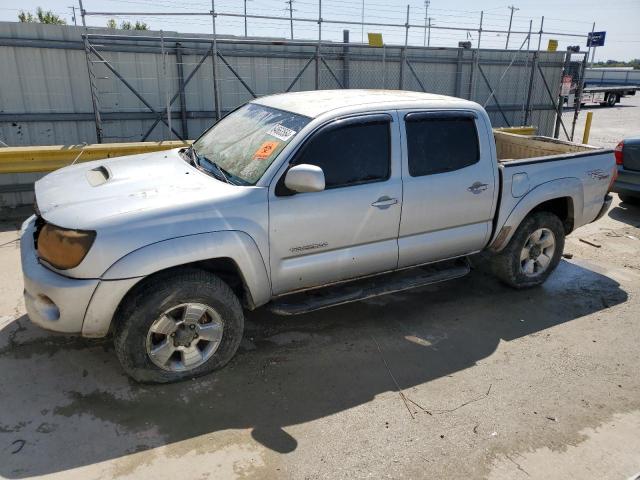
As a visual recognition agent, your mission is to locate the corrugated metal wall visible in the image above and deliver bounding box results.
[0,22,568,147]
[0,22,569,209]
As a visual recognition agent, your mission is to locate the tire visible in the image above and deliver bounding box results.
[113,268,244,383]
[606,93,618,107]
[619,194,640,205]
[490,212,565,289]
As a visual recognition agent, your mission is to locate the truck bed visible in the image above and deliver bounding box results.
[494,130,600,163]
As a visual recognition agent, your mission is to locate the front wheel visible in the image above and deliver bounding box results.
[113,269,244,383]
[490,212,565,289]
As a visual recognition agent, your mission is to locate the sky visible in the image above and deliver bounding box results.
[0,0,639,61]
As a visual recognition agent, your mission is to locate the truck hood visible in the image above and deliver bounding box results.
[35,148,239,228]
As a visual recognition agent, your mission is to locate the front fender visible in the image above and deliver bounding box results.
[489,177,584,252]
[102,230,272,307]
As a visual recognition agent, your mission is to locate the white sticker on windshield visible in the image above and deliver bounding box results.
[267,124,297,141]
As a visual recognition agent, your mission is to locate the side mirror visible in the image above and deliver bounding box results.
[284,164,325,193]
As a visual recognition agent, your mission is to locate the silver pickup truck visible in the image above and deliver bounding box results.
[20,90,615,383]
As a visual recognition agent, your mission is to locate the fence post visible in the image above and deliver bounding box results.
[537,16,544,51]
[160,30,172,140]
[570,52,588,141]
[553,49,571,138]
[523,51,537,126]
[399,4,409,89]
[454,47,463,97]
[175,42,189,139]
[79,0,103,143]
[315,0,322,89]
[342,29,350,89]
[211,0,221,120]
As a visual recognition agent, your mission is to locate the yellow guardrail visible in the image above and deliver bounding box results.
[0,126,538,175]
[0,140,191,174]
[493,126,538,136]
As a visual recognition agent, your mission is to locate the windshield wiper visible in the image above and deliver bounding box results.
[189,147,232,184]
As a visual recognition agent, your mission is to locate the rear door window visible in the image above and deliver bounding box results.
[405,115,480,177]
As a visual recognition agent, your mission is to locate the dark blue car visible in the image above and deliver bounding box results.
[613,137,640,204]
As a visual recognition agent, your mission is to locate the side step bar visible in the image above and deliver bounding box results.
[268,258,470,316]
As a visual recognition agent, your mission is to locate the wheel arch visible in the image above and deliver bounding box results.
[83,231,271,338]
[489,178,583,252]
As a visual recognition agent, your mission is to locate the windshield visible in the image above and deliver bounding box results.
[192,103,310,185]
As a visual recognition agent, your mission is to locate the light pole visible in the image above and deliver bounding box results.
[505,4,519,49]
[286,0,294,40]
[423,0,430,46]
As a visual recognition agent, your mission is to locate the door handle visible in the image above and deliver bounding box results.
[371,196,398,208]
[467,182,488,194]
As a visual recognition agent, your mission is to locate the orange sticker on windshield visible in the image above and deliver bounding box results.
[254,141,280,160]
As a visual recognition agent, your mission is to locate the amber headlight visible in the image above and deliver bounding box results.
[37,223,96,270]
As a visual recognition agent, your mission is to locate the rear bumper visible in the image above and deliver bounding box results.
[20,216,141,337]
[612,167,640,197]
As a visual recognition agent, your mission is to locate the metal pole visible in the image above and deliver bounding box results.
[244,0,248,36]
[527,19,532,51]
[537,16,544,51]
[423,0,429,46]
[477,11,483,49]
[175,42,189,139]
[69,6,77,26]
[570,52,587,141]
[78,0,103,143]
[523,51,537,125]
[161,30,171,140]
[382,44,386,88]
[586,22,595,68]
[211,0,221,120]
[361,0,364,43]
[315,0,321,89]
[288,0,294,40]
[342,29,350,89]
[427,17,431,47]
[554,49,571,139]
[399,4,409,89]
[505,5,518,49]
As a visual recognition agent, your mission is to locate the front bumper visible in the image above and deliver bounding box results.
[20,216,141,337]
[21,216,99,334]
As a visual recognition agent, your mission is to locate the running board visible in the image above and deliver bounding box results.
[268,258,470,316]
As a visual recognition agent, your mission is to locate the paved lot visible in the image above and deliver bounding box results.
[562,92,640,147]
[1,100,640,479]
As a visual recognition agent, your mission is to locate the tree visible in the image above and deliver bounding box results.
[106,19,117,29]
[120,20,148,30]
[18,7,66,25]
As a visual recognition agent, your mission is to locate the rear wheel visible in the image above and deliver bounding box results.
[490,212,565,289]
[113,269,244,383]
[606,93,618,107]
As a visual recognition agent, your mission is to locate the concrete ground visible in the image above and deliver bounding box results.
[1,99,640,480]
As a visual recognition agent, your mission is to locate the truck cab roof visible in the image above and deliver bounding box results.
[254,89,479,118]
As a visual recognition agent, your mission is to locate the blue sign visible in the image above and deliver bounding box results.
[587,31,606,47]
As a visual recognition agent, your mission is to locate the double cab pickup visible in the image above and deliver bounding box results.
[21,90,615,382]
